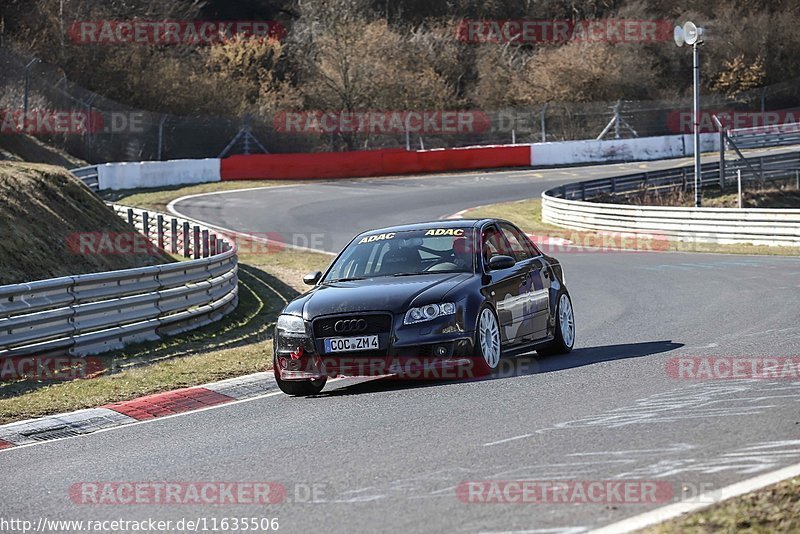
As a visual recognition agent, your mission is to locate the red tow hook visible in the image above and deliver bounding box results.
[290,346,305,360]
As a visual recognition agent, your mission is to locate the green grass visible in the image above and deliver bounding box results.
[641,476,800,533]
[465,198,800,256]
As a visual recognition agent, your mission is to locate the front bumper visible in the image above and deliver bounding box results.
[274,328,477,381]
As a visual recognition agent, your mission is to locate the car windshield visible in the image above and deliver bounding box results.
[324,228,475,282]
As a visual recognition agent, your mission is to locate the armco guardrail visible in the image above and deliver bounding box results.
[729,122,800,150]
[542,150,800,246]
[549,151,800,202]
[70,165,100,191]
[0,203,238,358]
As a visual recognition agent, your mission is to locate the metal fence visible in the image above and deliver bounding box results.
[729,122,800,150]
[0,201,239,359]
[541,150,800,246]
[3,44,800,163]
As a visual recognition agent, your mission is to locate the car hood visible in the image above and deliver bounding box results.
[284,273,473,319]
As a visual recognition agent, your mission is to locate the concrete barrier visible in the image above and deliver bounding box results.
[530,133,720,166]
[97,159,221,190]
[92,133,725,189]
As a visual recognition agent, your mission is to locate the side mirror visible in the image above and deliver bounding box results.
[303,271,322,286]
[488,255,516,271]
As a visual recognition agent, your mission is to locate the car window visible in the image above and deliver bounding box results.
[499,223,536,262]
[324,228,474,281]
[481,226,511,266]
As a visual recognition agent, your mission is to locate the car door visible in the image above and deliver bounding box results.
[498,222,551,339]
[481,224,528,345]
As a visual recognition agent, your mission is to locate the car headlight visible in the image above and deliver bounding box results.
[276,314,306,334]
[404,302,456,325]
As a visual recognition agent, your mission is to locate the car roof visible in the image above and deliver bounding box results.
[357,219,507,236]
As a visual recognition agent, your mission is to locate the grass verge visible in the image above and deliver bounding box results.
[99,180,296,213]
[641,476,800,533]
[464,198,800,256]
[603,180,800,209]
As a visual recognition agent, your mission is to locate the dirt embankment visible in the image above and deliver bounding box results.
[0,162,172,285]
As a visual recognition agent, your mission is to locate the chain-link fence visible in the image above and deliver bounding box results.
[2,44,800,163]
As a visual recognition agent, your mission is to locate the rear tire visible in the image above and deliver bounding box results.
[471,306,502,376]
[274,356,327,396]
[537,292,575,356]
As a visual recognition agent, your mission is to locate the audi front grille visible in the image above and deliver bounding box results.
[312,314,392,338]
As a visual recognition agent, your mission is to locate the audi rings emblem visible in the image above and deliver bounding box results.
[334,319,368,333]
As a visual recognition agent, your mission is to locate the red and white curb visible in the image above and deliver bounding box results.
[0,372,277,449]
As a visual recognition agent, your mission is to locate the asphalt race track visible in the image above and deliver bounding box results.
[3,156,800,533]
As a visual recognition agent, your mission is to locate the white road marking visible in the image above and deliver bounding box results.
[479,528,588,534]
[567,444,694,457]
[590,461,800,534]
[484,434,536,447]
[484,381,800,446]
[167,189,337,256]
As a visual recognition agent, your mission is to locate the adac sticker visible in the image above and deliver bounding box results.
[358,232,396,245]
[424,228,465,237]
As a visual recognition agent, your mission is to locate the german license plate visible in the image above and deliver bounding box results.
[324,335,379,353]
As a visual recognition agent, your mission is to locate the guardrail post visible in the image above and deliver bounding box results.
[182,222,190,258]
[202,230,210,258]
[560,185,566,199]
[611,178,617,194]
[210,234,217,256]
[193,226,201,259]
[170,219,178,254]
[719,129,726,189]
[127,208,134,226]
[141,211,149,238]
[157,215,165,251]
[580,183,586,201]
[682,168,688,192]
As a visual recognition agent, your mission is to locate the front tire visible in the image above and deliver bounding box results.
[537,292,575,356]
[472,306,502,376]
[274,356,327,396]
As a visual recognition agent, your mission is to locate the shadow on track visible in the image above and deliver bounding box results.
[311,340,683,398]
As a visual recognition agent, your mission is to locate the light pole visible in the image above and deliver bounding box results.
[674,22,706,208]
[23,58,41,118]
